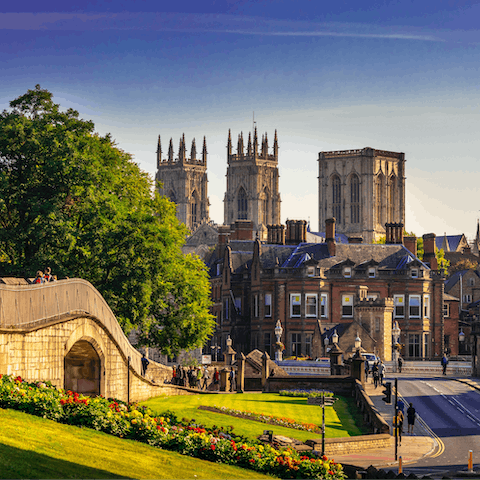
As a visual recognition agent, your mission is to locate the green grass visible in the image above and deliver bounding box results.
[0,408,274,479]
[143,392,368,442]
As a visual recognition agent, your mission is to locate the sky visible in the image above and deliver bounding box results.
[1,0,480,240]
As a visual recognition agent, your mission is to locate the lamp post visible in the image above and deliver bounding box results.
[459,329,465,355]
[274,320,284,361]
[324,335,329,357]
[354,332,362,355]
[332,329,339,346]
[211,344,221,362]
[392,321,401,372]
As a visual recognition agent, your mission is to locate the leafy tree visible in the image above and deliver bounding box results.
[448,258,478,276]
[0,85,214,355]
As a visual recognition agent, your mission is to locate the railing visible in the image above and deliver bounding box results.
[0,279,144,376]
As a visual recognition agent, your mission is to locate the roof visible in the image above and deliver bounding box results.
[444,293,459,302]
[435,234,467,252]
[444,269,480,292]
[311,231,349,244]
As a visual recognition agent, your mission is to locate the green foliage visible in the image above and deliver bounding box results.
[0,85,214,354]
[372,236,386,244]
[436,248,450,276]
[447,258,478,276]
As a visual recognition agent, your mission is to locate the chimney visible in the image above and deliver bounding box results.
[217,225,231,258]
[423,233,438,270]
[396,223,404,244]
[348,236,363,244]
[464,245,472,254]
[285,220,307,245]
[267,224,285,245]
[326,218,336,257]
[231,220,254,241]
[404,236,417,257]
[385,223,392,244]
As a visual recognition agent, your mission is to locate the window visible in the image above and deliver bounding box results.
[350,174,360,224]
[305,294,318,317]
[320,293,328,318]
[216,264,221,276]
[307,266,315,277]
[376,174,385,226]
[253,294,259,318]
[423,295,430,318]
[375,317,380,332]
[264,332,272,358]
[342,294,353,317]
[290,294,301,317]
[291,333,302,356]
[344,267,352,278]
[388,176,396,222]
[223,298,229,321]
[463,294,472,303]
[368,267,376,278]
[332,175,342,223]
[234,298,241,314]
[411,269,418,278]
[443,303,450,317]
[409,295,421,318]
[237,187,248,220]
[409,334,420,357]
[394,295,404,318]
[468,278,475,286]
[264,294,272,317]
[305,334,312,358]
[424,333,430,358]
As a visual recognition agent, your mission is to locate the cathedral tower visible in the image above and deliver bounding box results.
[318,147,406,243]
[155,134,209,231]
[224,128,281,239]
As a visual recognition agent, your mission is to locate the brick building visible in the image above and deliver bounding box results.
[207,219,446,361]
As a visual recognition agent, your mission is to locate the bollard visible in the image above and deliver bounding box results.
[468,450,473,472]
[398,456,402,474]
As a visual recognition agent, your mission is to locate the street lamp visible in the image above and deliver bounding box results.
[392,321,401,372]
[459,329,465,355]
[324,335,329,357]
[354,332,362,352]
[332,329,339,345]
[274,320,284,361]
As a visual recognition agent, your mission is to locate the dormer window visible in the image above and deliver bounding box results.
[411,269,418,278]
[368,267,376,278]
[344,267,352,278]
[307,266,315,277]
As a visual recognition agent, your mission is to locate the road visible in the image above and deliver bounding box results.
[393,375,480,477]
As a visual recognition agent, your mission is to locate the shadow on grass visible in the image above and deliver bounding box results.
[0,443,130,480]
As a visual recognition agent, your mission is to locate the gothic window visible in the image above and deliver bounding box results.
[350,174,360,224]
[332,175,341,223]
[237,187,248,220]
[261,187,270,225]
[388,176,396,222]
[190,190,198,225]
[376,174,385,226]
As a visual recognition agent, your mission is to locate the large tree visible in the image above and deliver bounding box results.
[0,85,214,355]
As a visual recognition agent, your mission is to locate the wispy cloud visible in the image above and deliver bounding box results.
[0,12,452,42]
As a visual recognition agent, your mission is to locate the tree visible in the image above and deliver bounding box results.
[448,258,478,276]
[0,85,215,355]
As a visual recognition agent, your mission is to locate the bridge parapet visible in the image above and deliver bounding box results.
[0,279,144,379]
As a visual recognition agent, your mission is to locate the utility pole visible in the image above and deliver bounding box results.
[395,377,398,461]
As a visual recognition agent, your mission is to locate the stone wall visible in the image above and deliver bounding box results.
[306,434,391,456]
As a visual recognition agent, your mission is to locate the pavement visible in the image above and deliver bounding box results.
[332,377,438,470]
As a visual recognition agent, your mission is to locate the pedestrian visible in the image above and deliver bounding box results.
[213,367,219,390]
[407,402,416,434]
[229,367,236,392]
[441,354,448,375]
[379,361,385,385]
[372,363,379,388]
[33,271,44,284]
[398,356,403,373]
[397,399,405,413]
[172,365,177,385]
[141,353,149,376]
[202,366,210,390]
[364,360,369,382]
[393,409,404,445]
[196,366,203,389]
[44,267,52,282]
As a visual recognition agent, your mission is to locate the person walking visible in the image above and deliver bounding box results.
[364,360,369,382]
[213,367,220,391]
[141,353,149,376]
[372,362,379,388]
[379,361,385,385]
[407,402,416,434]
[202,365,210,390]
[441,354,448,375]
[398,356,403,373]
[393,409,404,445]
[229,367,236,392]
[196,366,203,389]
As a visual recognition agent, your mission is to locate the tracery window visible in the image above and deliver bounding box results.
[350,174,360,224]
[332,175,341,223]
[388,176,396,222]
[237,187,248,220]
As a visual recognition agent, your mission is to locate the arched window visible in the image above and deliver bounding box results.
[388,176,396,222]
[237,187,248,220]
[350,174,360,224]
[191,190,198,225]
[376,174,385,226]
[261,187,270,225]
[332,175,341,223]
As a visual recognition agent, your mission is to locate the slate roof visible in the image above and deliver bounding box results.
[309,231,349,244]
[444,269,477,292]
[435,235,465,252]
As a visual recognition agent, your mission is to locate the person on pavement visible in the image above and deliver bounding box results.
[407,402,416,434]
[398,356,403,373]
[379,361,385,385]
[441,354,448,375]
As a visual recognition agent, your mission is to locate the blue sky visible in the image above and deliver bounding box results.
[2,1,480,239]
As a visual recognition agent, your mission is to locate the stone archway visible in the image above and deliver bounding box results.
[64,340,101,396]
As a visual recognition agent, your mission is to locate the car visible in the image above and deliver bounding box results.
[361,353,378,372]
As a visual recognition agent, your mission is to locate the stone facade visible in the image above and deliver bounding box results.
[318,147,406,243]
[224,129,281,240]
[155,134,209,232]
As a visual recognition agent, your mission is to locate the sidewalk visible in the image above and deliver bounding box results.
[332,379,437,470]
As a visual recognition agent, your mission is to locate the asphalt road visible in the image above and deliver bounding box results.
[393,376,480,477]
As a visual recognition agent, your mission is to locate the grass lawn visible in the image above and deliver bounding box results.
[0,408,274,479]
[143,392,368,443]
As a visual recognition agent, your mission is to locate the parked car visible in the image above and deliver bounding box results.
[361,353,378,372]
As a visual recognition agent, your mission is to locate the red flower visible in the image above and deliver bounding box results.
[210,444,215,451]
[322,455,328,461]
[249,459,255,463]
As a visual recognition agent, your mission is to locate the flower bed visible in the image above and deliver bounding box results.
[279,389,334,398]
[0,374,345,479]
[201,405,322,433]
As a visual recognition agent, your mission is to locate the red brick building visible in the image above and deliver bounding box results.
[207,219,446,361]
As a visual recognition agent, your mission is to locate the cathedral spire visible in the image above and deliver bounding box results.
[261,134,265,156]
[237,132,244,155]
[253,127,258,155]
[227,129,232,156]
[179,133,186,163]
[202,136,207,164]
[273,129,278,158]
[265,132,269,155]
[190,138,197,161]
[247,131,252,156]
[156,135,162,167]
[168,138,174,163]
